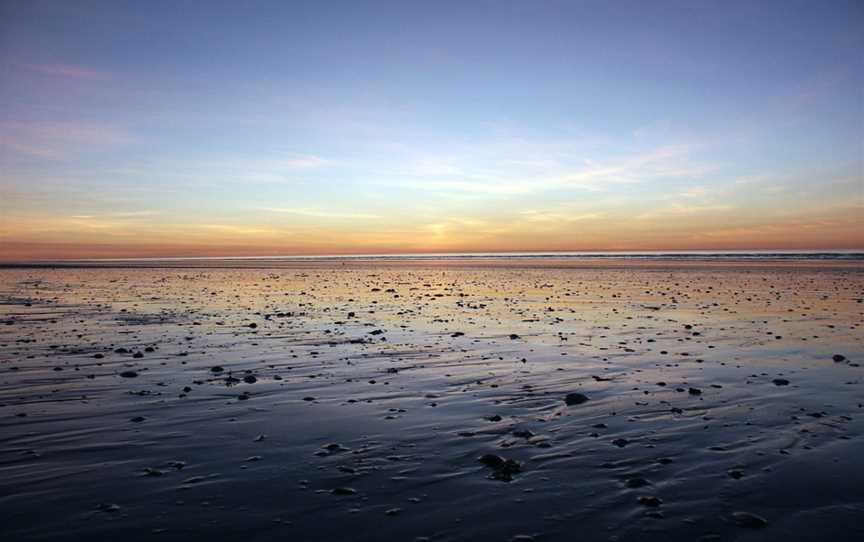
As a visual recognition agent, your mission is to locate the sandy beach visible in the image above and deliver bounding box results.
[0,260,862,541]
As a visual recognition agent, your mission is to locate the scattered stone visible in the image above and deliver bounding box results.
[564,392,589,406]
[731,511,769,528]
[638,495,663,507]
[331,487,356,496]
[97,503,121,513]
[625,477,648,488]
[479,454,523,481]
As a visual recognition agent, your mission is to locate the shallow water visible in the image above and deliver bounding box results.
[1,263,863,541]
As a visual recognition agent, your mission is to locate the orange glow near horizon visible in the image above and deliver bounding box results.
[2,204,862,260]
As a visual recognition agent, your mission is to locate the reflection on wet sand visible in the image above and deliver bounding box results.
[1,262,862,541]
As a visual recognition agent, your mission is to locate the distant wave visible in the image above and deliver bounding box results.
[69,250,864,261]
[3,250,864,267]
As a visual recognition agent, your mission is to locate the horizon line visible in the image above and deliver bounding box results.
[4,247,864,264]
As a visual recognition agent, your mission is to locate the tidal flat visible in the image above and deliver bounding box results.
[1,260,862,541]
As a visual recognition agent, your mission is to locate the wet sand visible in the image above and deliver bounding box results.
[1,261,862,541]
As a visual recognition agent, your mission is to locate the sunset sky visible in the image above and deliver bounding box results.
[1,0,862,260]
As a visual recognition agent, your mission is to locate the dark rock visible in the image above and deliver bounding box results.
[731,511,768,528]
[638,495,663,507]
[625,477,648,488]
[98,503,121,513]
[564,392,589,406]
[331,487,356,496]
[479,454,505,468]
[479,454,522,481]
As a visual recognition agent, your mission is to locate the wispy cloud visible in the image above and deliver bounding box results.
[68,210,159,220]
[519,210,604,223]
[677,186,711,199]
[381,142,711,195]
[261,207,380,219]
[636,203,734,220]
[198,224,284,236]
[104,153,332,186]
[279,155,330,168]
[0,121,131,159]
[23,63,108,80]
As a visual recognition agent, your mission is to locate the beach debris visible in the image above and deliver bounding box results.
[731,511,769,528]
[479,454,523,481]
[564,392,589,406]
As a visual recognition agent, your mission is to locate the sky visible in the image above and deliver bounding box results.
[1,0,862,259]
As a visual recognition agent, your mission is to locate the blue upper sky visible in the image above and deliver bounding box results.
[1,0,862,257]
